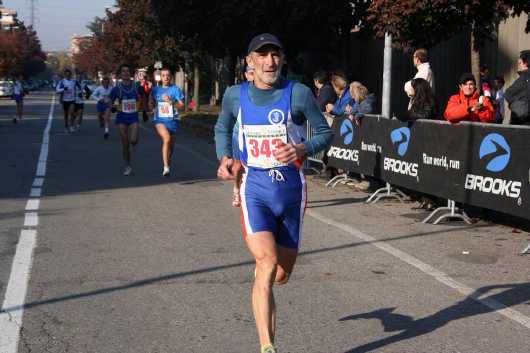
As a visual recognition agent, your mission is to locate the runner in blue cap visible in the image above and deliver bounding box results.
[215,33,333,353]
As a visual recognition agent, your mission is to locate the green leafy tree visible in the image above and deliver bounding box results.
[368,0,530,81]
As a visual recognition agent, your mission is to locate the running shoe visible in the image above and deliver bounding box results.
[261,345,277,353]
[123,166,133,176]
[12,118,17,124]
[162,166,170,177]
[69,126,75,133]
[104,132,109,140]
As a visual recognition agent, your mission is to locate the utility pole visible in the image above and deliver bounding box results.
[29,0,36,27]
[381,33,392,119]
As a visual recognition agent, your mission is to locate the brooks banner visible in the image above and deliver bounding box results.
[326,115,530,220]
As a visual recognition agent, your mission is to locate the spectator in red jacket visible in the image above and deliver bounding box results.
[444,73,495,123]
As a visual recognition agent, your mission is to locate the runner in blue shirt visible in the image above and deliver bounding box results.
[90,76,113,139]
[215,34,333,353]
[149,68,184,176]
[110,64,145,176]
[12,75,25,124]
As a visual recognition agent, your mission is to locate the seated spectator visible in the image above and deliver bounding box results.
[326,71,352,116]
[400,78,437,121]
[345,81,379,191]
[345,81,376,121]
[313,70,337,112]
[491,76,505,123]
[444,73,495,123]
[505,50,530,125]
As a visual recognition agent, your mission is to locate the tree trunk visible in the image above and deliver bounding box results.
[193,62,199,112]
[209,56,220,106]
[183,61,189,112]
[470,31,481,87]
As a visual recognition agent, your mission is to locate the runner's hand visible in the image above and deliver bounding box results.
[273,143,305,164]
[217,156,235,180]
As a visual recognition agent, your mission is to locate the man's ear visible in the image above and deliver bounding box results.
[246,55,254,69]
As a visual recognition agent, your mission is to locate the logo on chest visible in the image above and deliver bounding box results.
[268,109,285,125]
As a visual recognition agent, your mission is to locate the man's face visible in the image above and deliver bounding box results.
[247,45,282,87]
[161,70,171,85]
[493,79,503,90]
[120,67,130,81]
[518,58,528,71]
[413,54,420,67]
[313,79,322,89]
[102,78,110,87]
[460,80,476,96]
[64,71,72,79]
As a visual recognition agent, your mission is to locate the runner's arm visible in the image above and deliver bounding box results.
[173,88,185,110]
[137,85,146,111]
[292,84,334,156]
[214,86,239,160]
[55,81,64,93]
[148,91,156,112]
[90,87,99,101]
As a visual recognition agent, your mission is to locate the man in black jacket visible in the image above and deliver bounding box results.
[313,70,337,112]
[505,50,530,125]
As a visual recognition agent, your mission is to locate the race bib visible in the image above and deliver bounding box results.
[157,102,174,118]
[122,99,137,113]
[63,89,74,101]
[244,124,288,169]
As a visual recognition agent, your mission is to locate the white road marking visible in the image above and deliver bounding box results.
[0,95,55,352]
[23,213,39,227]
[0,230,37,352]
[149,119,530,329]
[306,209,530,330]
[32,178,44,187]
[29,188,41,198]
[35,161,47,177]
[25,199,40,211]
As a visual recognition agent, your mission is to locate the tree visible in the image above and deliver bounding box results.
[86,16,105,36]
[75,0,187,77]
[368,0,530,81]
[0,24,46,78]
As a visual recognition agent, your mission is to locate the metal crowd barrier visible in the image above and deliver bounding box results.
[303,112,335,171]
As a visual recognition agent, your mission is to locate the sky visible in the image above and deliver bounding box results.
[3,0,114,51]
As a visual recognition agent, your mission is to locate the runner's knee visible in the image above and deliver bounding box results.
[255,257,278,278]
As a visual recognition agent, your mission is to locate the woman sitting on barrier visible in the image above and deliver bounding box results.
[401,78,437,121]
[345,81,376,124]
[341,82,379,191]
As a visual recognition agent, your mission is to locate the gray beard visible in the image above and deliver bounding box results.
[258,64,283,85]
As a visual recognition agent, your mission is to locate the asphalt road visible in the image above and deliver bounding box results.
[1,91,530,353]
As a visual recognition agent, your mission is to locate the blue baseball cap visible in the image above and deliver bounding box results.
[247,33,283,54]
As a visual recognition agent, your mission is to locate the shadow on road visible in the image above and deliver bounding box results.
[0,222,492,314]
[340,282,530,352]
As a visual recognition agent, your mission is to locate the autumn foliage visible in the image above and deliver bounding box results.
[367,0,530,49]
[0,25,46,78]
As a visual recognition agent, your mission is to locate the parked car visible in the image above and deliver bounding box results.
[0,80,14,98]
